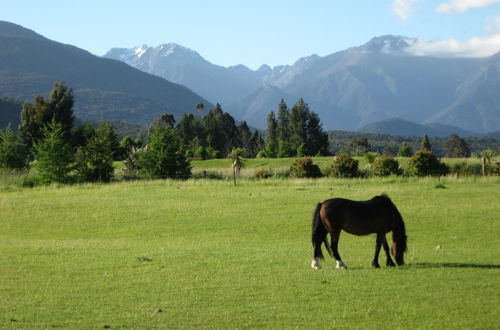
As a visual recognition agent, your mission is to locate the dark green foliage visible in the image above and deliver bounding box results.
[398,142,413,157]
[328,153,360,178]
[407,150,449,176]
[373,156,402,176]
[139,127,191,180]
[33,120,74,184]
[289,157,322,178]
[421,134,432,152]
[265,111,278,157]
[445,134,470,158]
[328,131,500,158]
[74,123,115,182]
[265,98,329,157]
[349,137,371,156]
[0,125,28,170]
[20,81,75,149]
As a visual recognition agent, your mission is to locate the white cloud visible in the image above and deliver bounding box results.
[405,34,500,57]
[486,14,500,33]
[436,0,500,14]
[392,0,422,20]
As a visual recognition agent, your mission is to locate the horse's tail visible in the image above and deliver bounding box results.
[312,202,332,259]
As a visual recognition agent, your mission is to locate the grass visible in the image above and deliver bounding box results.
[1,176,499,328]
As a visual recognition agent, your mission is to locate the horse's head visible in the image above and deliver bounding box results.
[391,235,407,266]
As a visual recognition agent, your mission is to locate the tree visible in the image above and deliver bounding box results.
[265,111,278,157]
[349,137,370,156]
[195,102,204,118]
[276,99,290,142]
[139,127,191,180]
[421,134,432,152]
[150,113,176,132]
[33,119,74,183]
[289,99,309,154]
[237,121,252,156]
[398,142,413,157]
[306,111,329,156]
[445,134,470,158]
[229,147,247,185]
[20,81,75,150]
[0,125,28,170]
[74,123,115,182]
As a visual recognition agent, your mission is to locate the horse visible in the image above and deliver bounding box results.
[311,194,407,270]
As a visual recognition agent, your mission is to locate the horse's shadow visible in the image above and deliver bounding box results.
[410,262,500,269]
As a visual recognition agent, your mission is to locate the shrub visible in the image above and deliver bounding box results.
[254,168,273,179]
[328,153,359,178]
[289,157,322,178]
[407,150,448,176]
[373,156,402,176]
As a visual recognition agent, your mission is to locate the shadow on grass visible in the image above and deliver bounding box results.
[411,262,500,269]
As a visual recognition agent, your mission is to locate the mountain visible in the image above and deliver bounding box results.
[0,97,22,129]
[357,117,481,137]
[0,21,211,127]
[104,44,260,105]
[106,35,499,134]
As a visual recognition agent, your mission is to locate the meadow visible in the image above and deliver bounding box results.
[1,173,499,328]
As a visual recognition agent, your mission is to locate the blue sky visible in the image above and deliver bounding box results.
[2,0,500,69]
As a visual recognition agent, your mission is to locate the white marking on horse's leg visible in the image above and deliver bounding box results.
[336,260,348,269]
[311,258,321,270]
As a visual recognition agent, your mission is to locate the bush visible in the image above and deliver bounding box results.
[328,153,359,178]
[407,150,448,176]
[373,156,402,176]
[289,157,322,178]
[253,168,273,179]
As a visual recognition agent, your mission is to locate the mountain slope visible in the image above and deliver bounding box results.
[0,21,211,126]
[104,35,499,133]
[0,97,22,129]
[358,117,481,137]
[104,44,260,105]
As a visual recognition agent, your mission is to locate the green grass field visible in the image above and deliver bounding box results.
[1,176,499,328]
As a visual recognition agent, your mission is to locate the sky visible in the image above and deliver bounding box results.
[2,0,500,69]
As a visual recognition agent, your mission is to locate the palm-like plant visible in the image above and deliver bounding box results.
[229,147,247,185]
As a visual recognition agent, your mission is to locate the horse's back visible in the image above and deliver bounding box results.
[320,196,397,235]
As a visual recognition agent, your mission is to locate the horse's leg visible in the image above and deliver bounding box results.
[372,234,383,268]
[382,235,396,267]
[311,231,327,270]
[331,229,347,269]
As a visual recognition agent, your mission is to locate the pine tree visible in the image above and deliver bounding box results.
[306,111,329,156]
[139,127,191,179]
[0,125,28,170]
[33,119,74,183]
[421,134,432,152]
[265,111,278,157]
[445,134,470,158]
[289,99,309,154]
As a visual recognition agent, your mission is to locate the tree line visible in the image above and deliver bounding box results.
[1,81,498,184]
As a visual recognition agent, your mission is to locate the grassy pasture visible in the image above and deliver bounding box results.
[1,176,499,328]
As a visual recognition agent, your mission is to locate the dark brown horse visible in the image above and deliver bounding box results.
[311,194,407,270]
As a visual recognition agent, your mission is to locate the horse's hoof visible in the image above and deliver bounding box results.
[311,258,321,270]
[336,260,348,269]
[372,263,380,268]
